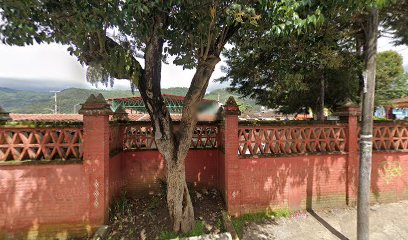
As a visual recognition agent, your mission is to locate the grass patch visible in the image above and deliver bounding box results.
[270,208,290,218]
[232,209,290,238]
[158,221,206,239]
[216,216,225,232]
[148,195,161,210]
[158,230,179,240]
[109,192,133,221]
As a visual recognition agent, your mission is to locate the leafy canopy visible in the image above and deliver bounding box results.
[219,1,361,114]
[0,0,322,90]
[376,50,407,105]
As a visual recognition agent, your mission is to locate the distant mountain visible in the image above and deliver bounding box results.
[0,87,188,114]
[0,87,259,114]
[205,88,262,112]
[0,77,90,92]
[0,87,20,93]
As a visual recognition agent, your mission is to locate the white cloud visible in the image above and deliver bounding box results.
[378,36,408,70]
[0,43,225,91]
[0,35,406,91]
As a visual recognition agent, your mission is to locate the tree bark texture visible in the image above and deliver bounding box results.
[357,8,378,240]
[165,57,220,232]
[137,13,222,232]
[317,74,325,121]
[79,6,232,233]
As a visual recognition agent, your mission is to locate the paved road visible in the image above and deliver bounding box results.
[243,200,408,240]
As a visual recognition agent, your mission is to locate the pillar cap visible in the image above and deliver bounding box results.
[335,99,360,117]
[79,93,113,116]
[216,106,224,120]
[224,96,241,115]
[112,105,129,121]
[0,106,12,122]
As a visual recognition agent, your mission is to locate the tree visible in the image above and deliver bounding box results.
[219,2,361,118]
[376,50,405,105]
[381,0,408,45]
[0,0,320,232]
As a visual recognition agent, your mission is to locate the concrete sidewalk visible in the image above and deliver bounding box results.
[243,200,408,240]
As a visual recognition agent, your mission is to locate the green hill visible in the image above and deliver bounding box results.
[205,88,261,112]
[0,87,259,114]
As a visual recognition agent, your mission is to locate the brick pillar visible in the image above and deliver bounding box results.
[0,106,11,122]
[79,93,113,226]
[337,101,360,205]
[223,96,242,216]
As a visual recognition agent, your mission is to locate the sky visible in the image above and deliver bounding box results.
[0,36,407,92]
[0,43,227,92]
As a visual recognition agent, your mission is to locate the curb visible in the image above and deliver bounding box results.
[92,225,110,240]
[221,211,239,240]
[178,232,232,240]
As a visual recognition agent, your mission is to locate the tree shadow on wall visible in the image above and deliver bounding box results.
[305,157,350,240]
[0,163,93,239]
[243,153,350,239]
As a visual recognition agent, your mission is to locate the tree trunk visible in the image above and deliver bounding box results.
[165,56,220,232]
[137,10,227,233]
[317,74,325,121]
[357,8,378,240]
[140,35,220,232]
[166,158,194,232]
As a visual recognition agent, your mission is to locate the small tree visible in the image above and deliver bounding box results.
[219,2,360,118]
[0,0,320,232]
[376,50,405,105]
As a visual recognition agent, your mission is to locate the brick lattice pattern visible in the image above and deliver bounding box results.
[0,128,83,161]
[238,125,347,157]
[123,124,219,150]
[372,124,408,151]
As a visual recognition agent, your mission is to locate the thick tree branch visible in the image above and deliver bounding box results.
[138,13,176,161]
[176,24,241,157]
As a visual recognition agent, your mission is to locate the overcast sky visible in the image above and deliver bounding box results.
[0,36,407,92]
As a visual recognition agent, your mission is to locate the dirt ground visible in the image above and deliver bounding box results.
[107,187,225,240]
[242,200,408,240]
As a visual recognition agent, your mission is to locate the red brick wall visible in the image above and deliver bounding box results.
[0,163,91,238]
[368,152,407,203]
[109,153,125,200]
[122,149,221,196]
[224,152,408,216]
[231,154,348,214]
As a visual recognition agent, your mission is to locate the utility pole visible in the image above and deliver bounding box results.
[50,91,60,114]
[357,7,378,240]
[73,103,81,114]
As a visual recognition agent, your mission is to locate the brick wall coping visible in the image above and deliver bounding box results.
[0,121,83,128]
[119,120,221,126]
[369,120,408,125]
[0,159,83,166]
[238,151,347,159]
[238,120,346,126]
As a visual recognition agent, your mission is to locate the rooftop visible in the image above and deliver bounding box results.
[9,113,217,123]
[107,94,218,113]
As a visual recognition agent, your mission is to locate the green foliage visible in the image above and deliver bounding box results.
[158,221,205,240]
[219,2,362,114]
[1,0,322,84]
[158,230,179,240]
[0,86,262,114]
[204,88,262,113]
[376,51,407,105]
[148,195,161,211]
[381,0,408,45]
[109,192,133,221]
[188,221,206,237]
[0,87,55,113]
[0,87,191,114]
[231,210,289,238]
